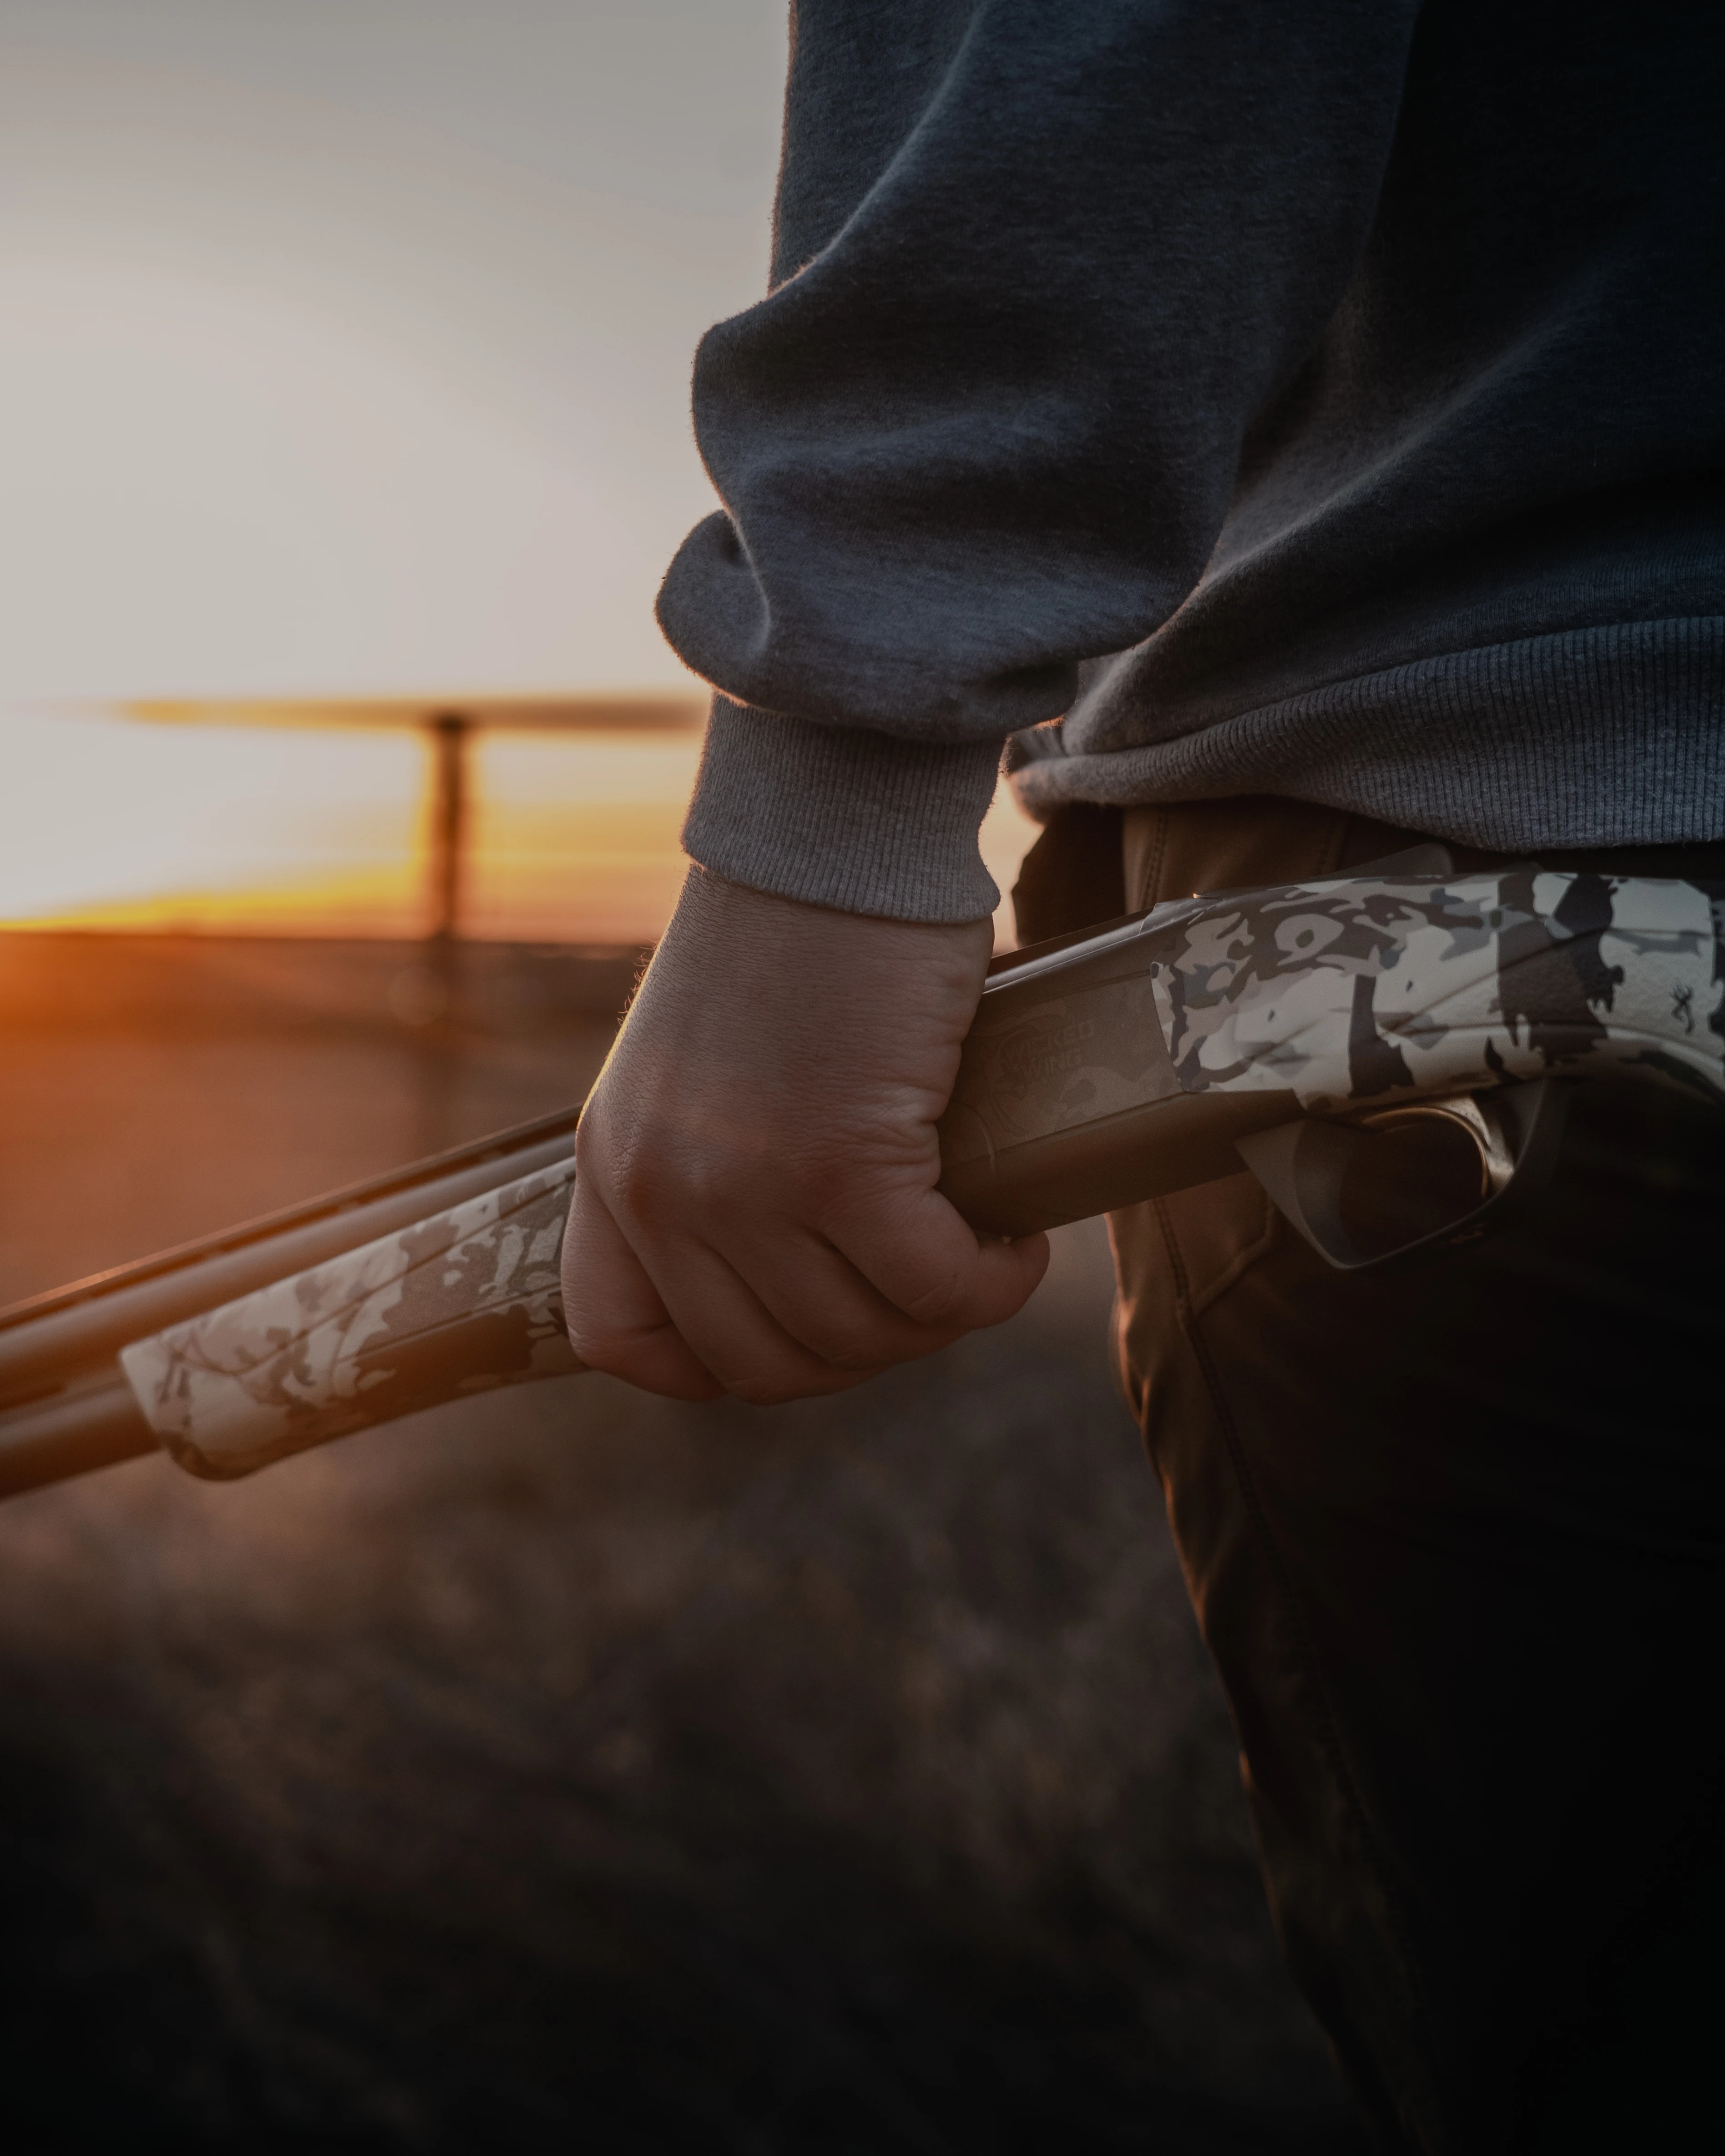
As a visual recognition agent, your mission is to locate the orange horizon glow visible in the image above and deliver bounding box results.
[0,708,1042,950]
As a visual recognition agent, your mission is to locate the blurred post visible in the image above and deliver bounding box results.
[427,711,473,945]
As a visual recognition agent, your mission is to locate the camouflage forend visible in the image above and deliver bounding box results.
[120,1160,580,1479]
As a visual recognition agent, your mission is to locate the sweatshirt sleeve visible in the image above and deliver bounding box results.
[662,0,1420,920]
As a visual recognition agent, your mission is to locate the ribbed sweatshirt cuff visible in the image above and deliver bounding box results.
[681,698,1005,923]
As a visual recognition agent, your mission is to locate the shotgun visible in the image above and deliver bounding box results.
[3,852,1719,1499]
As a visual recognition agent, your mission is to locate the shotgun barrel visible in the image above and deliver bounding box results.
[0,1105,582,1498]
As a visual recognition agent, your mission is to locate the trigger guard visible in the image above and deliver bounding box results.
[1234,1080,1570,1274]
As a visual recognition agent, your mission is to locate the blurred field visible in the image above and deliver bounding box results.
[0,934,1361,2155]
[0,932,630,1302]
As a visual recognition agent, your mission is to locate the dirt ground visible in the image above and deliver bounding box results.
[0,934,1362,2154]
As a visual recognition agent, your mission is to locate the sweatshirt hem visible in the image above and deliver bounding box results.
[1010,615,1725,848]
[682,698,1004,923]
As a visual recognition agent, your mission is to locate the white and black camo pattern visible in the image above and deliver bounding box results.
[1146,869,1725,1112]
[120,1160,580,1478]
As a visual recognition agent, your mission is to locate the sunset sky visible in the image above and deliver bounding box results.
[0,1,1041,943]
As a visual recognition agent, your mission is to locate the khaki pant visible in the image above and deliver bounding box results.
[1097,800,1725,2154]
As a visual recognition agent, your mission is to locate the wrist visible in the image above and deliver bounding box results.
[650,865,992,1020]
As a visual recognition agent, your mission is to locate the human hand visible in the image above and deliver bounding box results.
[561,868,1049,1403]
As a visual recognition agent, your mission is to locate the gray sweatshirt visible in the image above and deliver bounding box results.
[658,0,1725,922]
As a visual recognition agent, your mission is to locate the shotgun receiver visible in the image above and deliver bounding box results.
[2,858,1720,1496]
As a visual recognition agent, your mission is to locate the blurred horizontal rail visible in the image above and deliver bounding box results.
[0,934,648,1037]
[124,693,707,733]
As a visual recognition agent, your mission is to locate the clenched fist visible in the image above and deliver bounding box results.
[561,868,1049,1403]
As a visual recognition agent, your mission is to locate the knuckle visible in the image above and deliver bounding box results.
[601,1141,746,1238]
[567,1327,720,1404]
[830,1332,914,1373]
[571,1101,625,1179]
[563,1322,628,1371]
[825,1345,887,1374]
[792,1317,880,1370]
[898,1274,966,1328]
